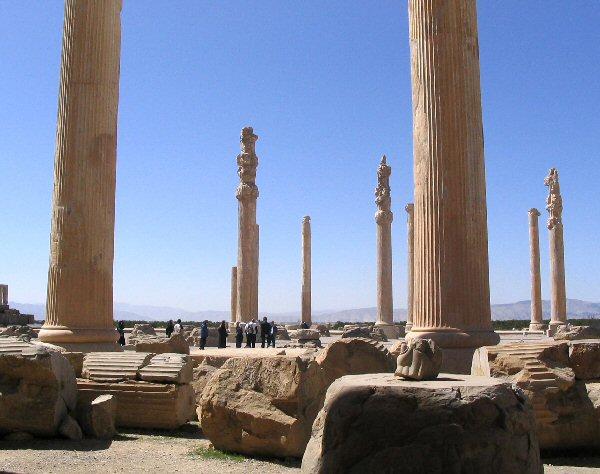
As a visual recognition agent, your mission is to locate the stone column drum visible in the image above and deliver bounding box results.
[528,209,545,331]
[39,0,122,348]
[253,224,259,318]
[235,127,259,323]
[374,156,395,337]
[406,0,499,359]
[301,216,312,325]
[545,168,567,331]
[405,204,414,332]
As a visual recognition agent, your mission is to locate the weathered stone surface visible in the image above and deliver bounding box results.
[0,346,77,438]
[82,352,154,382]
[128,323,156,340]
[134,333,190,355]
[310,324,330,337]
[199,338,394,458]
[63,352,84,378]
[569,341,600,380]
[77,380,195,430]
[58,414,83,440]
[472,341,600,450]
[301,374,542,474]
[139,353,193,384]
[554,325,600,341]
[341,326,371,339]
[293,329,320,341]
[277,327,291,340]
[395,339,442,381]
[0,336,34,356]
[315,338,396,380]
[191,362,218,409]
[76,394,116,439]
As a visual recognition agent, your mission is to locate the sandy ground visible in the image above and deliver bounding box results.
[1,424,598,473]
[0,425,300,474]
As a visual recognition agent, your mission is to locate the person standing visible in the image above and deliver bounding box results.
[235,322,244,348]
[200,320,209,350]
[173,319,182,334]
[246,319,257,348]
[260,317,271,348]
[117,321,125,346]
[269,321,278,348]
[300,321,309,329]
[218,321,228,348]
[165,320,174,338]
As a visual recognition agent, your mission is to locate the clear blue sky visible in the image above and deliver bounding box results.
[1,1,599,312]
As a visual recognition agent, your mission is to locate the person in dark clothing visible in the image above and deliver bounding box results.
[200,320,209,350]
[117,321,126,346]
[235,322,244,348]
[245,319,257,348]
[269,321,278,348]
[260,317,271,348]
[300,321,309,329]
[217,320,228,348]
[165,320,174,338]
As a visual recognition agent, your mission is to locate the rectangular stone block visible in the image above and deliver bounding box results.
[76,379,195,430]
[82,352,154,382]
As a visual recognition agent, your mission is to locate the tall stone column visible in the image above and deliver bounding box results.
[253,224,260,318]
[406,0,499,361]
[374,156,395,337]
[39,0,122,349]
[405,203,414,332]
[230,267,238,323]
[528,209,545,331]
[235,127,259,323]
[545,168,567,331]
[301,216,312,325]
[0,285,8,309]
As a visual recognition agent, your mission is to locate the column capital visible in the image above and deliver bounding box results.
[375,210,393,225]
[528,208,540,217]
[545,168,563,230]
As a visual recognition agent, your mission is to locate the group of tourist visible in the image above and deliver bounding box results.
[234,317,279,348]
[165,319,182,338]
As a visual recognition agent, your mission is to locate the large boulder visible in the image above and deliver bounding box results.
[191,361,218,408]
[0,345,78,437]
[199,338,395,458]
[0,325,36,339]
[128,323,156,342]
[341,326,371,339]
[302,374,542,474]
[554,325,600,341]
[311,324,330,337]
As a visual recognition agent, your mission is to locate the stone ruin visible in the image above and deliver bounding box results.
[0,285,35,327]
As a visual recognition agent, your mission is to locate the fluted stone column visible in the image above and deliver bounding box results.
[528,209,545,331]
[545,168,567,331]
[301,216,312,325]
[406,0,499,357]
[405,204,414,332]
[231,267,238,323]
[39,0,122,348]
[374,156,395,336]
[235,127,259,323]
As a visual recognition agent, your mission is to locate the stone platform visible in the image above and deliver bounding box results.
[302,373,542,474]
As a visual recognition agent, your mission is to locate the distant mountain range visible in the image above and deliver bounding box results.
[9,299,600,323]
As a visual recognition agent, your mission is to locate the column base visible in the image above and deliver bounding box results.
[406,327,500,349]
[374,322,404,339]
[547,321,567,336]
[529,323,547,331]
[38,325,119,345]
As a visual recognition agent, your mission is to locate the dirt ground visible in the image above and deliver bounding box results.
[1,424,598,474]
